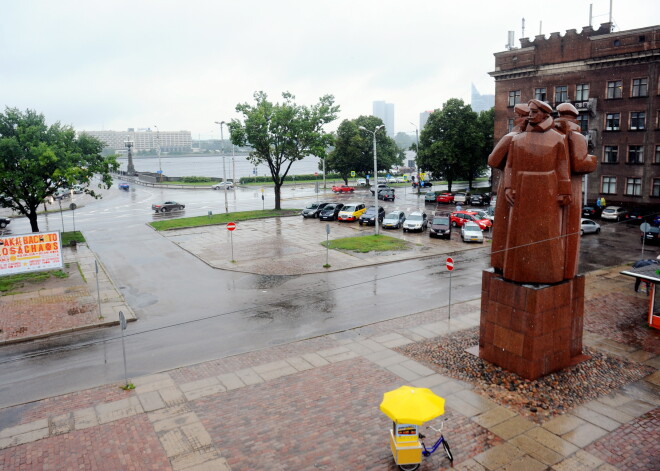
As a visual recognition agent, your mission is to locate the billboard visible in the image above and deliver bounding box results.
[0,231,64,276]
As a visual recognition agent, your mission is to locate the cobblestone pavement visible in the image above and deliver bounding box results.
[0,262,657,470]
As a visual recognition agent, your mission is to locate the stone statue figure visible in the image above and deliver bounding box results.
[488,99,596,284]
[488,103,529,272]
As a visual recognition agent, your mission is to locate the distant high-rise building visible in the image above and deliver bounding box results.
[419,110,433,130]
[372,100,395,137]
[471,84,495,113]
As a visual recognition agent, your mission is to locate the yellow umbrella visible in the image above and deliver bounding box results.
[380,386,445,425]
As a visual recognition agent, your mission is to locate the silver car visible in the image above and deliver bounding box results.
[461,221,484,243]
[403,211,428,232]
[580,218,601,235]
[383,211,406,229]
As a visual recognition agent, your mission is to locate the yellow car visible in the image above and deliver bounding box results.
[338,203,367,222]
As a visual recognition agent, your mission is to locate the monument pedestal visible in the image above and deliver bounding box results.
[479,269,588,380]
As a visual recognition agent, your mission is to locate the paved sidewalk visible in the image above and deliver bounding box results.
[0,263,658,470]
[0,244,135,345]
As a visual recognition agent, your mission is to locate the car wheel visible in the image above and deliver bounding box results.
[0,222,6,228]
[596,228,600,234]
[452,221,457,227]
[160,208,167,213]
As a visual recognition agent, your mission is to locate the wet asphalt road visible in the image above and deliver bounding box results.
[0,182,655,408]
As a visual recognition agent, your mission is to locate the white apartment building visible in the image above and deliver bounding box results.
[80,128,192,153]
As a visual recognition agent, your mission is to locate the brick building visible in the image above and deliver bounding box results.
[489,23,660,209]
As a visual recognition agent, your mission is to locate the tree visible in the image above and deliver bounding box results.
[417,99,483,192]
[326,115,402,184]
[228,91,339,209]
[0,107,118,232]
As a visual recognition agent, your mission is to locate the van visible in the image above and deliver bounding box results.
[429,212,452,239]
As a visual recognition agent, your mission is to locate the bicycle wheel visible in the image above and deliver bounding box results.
[442,439,453,462]
[398,464,420,471]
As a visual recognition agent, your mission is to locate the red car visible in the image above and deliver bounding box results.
[332,185,355,193]
[436,193,455,203]
[450,210,492,230]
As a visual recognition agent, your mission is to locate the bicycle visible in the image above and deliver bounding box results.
[397,421,453,471]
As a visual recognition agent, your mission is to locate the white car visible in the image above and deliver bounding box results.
[212,181,234,190]
[403,211,428,232]
[395,177,406,183]
[461,221,484,243]
[580,218,601,235]
[601,206,628,221]
[356,178,367,186]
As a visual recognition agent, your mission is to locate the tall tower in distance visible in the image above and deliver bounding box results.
[471,84,494,113]
[372,100,395,137]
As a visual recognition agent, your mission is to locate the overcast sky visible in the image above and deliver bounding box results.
[2,0,658,139]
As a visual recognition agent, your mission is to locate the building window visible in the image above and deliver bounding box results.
[628,146,644,164]
[577,114,588,132]
[576,84,589,101]
[508,90,521,107]
[605,113,620,131]
[555,85,568,103]
[630,112,646,130]
[631,78,648,97]
[602,176,617,194]
[607,80,623,99]
[507,119,514,132]
[603,146,618,163]
[655,145,660,164]
[534,88,547,101]
[626,178,642,196]
[653,179,660,197]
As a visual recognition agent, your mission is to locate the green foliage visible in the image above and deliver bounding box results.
[228,91,339,209]
[321,234,411,252]
[417,99,488,192]
[326,115,403,184]
[0,269,68,294]
[149,209,301,231]
[0,107,118,232]
[180,176,214,183]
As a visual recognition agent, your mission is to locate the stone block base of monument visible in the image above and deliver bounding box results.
[479,269,589,380]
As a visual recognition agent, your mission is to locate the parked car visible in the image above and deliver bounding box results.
[429,212,451,239]
[152,201,185,212]
[582,206,602,218]
[436,193,455,204]
[424,191,440,203]
[419,180,433,188]
[72,184,85,194]
[466,208,494,223]
[383,211,406,229]
[395,177,406,183]
[319,203,344,221]
[601,206,628,221]
[356,178,368,186]
[580,218,601,235]
[641,225,660,245]
[403,211,428,232]
[338,203,366,221]
[469,194,484,205]
[386,177,397,184]
[0,217,10,229]
[54,188,71,200]
[118,183,130,190]
[626,207,648,223]
[359,206,385,226]
[453,193,467,205]
[461,221,484,243]
[301,201,331,218]
[212,181,234,190]
[332,185,354,193]
[450,210,492,230]
[654,215,660,226]
[489,194,497,207]
[377,177,387,184]
[377,188,395,201]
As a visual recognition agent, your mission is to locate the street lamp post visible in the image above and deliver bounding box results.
[410,122,421,195]
[359,124,385,235]
[214,121,229,214]
[154,125,162,182]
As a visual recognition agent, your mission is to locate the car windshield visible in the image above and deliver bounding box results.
[305,203,319,209]
[603,209,614,213]
[464,223,480,231]
[433,217,449,225]
[323,205,336,211]
[385,213,400,220]
[365,207,377,215]
[408,214,423,221]
[342,206,356,212]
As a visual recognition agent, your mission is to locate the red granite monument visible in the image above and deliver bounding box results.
[480,100,596,379]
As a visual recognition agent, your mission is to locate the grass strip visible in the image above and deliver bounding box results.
[321,234,411,253]
[149,209,301,231]
[0,269,68,294]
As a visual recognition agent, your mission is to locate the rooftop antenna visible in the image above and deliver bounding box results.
[539,20,543,35]
[506,30,515,50]
[522,17,525,38]
[589,3,593,26]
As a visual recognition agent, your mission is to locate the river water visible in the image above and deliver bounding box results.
[116,153,323,180]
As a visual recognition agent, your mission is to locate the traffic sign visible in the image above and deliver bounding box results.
[227,222,236,231]
[314,172,318,176]
[446,257,454,271]
[640,222,651,232]
[350,171,356,177]
[69,203,77,211]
